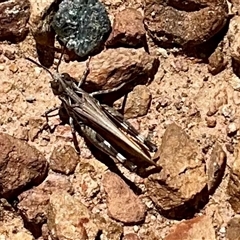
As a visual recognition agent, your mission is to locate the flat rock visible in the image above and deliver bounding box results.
[0,0,30,42]
[228,141,240,213]
[144,0,228,47]
[48,191,90,240]
[49,144,79,175]
[102,172,146,223]
[0,199,34,240]
[106,8,146,48]
[0,132,48,199]
[59,48,159,92]
[165,216,215,240]
[146,123,207,219]
[123,85,152,119]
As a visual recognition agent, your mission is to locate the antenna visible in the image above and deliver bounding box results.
[56,41,68,73]
[25,57,55,79]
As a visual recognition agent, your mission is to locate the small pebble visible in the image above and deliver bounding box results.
[34,67,42,76]
[227,122,239,135]
[219,226,226,234]
[0,65,4,71]
[156,97,169,110]
[7,117,13,123]
[174,101,183,110]
[225,143,234,153]
[157,47,168,58]
[207,105,218,116]
[150,215,157,221]
[42,135,50,141]
[205,116,217,128]
[9,63,18,73]
[26,96,36,103]
[0,56,5,63]
[133,225,139,232]
[203,76,209,81]
[222,105,235,118]
[4,49,15,60]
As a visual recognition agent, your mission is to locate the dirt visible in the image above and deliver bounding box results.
[0,0,239,239]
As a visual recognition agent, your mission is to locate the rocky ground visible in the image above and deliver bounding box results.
[1,0,240,239]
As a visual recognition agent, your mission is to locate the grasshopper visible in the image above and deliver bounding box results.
[26,56,159,171]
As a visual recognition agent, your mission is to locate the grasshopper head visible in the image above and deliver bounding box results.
[50,72,67,96]
[50,72,75,96]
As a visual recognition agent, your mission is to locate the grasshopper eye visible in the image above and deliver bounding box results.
[61,73,74,84]
[61,73,70,79]
[50,80,62,95]
[60,73,76,88]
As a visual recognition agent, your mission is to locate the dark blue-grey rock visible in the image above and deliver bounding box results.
[51,0,111,57]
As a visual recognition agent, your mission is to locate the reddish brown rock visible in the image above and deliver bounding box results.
[144,0,228,47]
[0,0,30,42]
[102,172,146,223]
[59,48,159,92]
[165,216,215,240]
[0,199,34,240]
[106,8,146,48]
[123,85,152,119]
[49,144,79,175]
[146,123,207,219]
[0,132,48,199]
[205,116,217,128]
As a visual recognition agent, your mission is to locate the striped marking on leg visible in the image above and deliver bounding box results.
[79,124,128,164]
